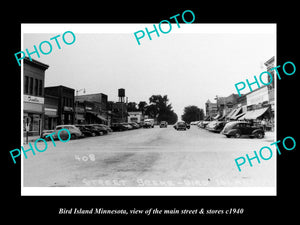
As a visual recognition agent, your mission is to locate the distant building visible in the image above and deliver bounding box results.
[75,93,108,124]
[23,57,49,136]
[128,111,143,124]
[205,99,218,119]
[215,94,240,117]
[107,101,128,123]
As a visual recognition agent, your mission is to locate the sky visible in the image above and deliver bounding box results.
[23,24,276,117]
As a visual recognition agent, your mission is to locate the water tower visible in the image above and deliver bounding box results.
[118,88,125,102]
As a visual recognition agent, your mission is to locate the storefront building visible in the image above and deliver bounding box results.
[205,99,218,119]
[44,93,59,130]
[75,93,108,124]
[75,101,86,124]
[128,111,143,124]
[238,86,273,130]
[44,85,75,125]
[23,57,49,136]
[264,56,275,120]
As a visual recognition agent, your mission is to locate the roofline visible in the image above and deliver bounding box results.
[24,57,49,70]
[45,85,75,91]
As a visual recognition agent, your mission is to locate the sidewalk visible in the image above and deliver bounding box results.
[23,135,41,145]
[264,131,275,142]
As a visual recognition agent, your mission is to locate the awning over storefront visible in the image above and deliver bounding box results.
[231,107,242,120]
[86,111,97,116]
[213,113,221,120]
[76,114,85,120]
[45,108,58,117]
[238,107,269,120]
[226,109,236,119]
[97,114,108,122]
[86,111,108,122]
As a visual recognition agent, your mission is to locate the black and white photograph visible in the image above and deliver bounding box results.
[4,2,299,221]
[20,24,276,196]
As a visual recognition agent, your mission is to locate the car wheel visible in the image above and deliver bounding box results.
[255,132,264,139]
[234,132,241,138]
[71,134,76,139]
[92,132,96,137]
[44,136,50,141]
[225,135,231,138]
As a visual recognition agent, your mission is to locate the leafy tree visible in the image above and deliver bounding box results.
[127,102,138,112]
[138,101,148,114]
[181,105,204,123]
[145,95,178,124]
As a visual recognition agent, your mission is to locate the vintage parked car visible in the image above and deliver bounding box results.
[221,121,264,138]
[84,124,106,135]
[75,125,96,137]
[40,130,55,139]
[185,122,190,129]
[159,121,168,128]
[143,119,154,128]
[206,121,227,133]
[128,122,140,129]
[198,121,210,129]
[91,124,113,133]
[120,122,133,130]
[173,121,187,131]
[190,121,200,125]
[111,123,128,132]
[52,125,83,140]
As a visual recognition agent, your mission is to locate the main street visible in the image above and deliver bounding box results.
[23,126,275,187]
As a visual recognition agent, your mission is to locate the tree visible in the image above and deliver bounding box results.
[127,102,138,112]
[181,105,204,123]
[138,101,147,114]
[145,95,178,124]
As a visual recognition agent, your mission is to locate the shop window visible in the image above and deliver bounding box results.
[34,79,38,96]
[29,77,33,95]
[39,80,43,96]
[24,76,29,94]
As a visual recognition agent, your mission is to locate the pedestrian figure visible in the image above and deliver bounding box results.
[261,119,267,131]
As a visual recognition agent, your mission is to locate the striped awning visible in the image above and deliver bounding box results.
[238,107,269,120]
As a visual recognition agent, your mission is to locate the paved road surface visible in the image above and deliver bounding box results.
[23,126,276,187]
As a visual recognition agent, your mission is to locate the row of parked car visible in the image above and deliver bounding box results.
[191,120,265,139]
[41,120,171,141]
[40,123,114,141]
[41,121,146,141]
[110,122,142,131]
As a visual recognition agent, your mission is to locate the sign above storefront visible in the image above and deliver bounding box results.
[24,95,44,104]
[246,86,269,106]
[63,106,73,112]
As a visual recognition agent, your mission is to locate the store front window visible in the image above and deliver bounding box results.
[23,113,42,136]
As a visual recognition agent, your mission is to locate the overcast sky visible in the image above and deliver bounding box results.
[23,24,276,117]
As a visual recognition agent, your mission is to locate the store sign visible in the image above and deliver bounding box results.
[24,95,44,104]
[64,106,73,111]
[246,86,269,106]
[45,108,57,116]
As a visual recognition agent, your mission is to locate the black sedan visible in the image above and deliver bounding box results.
[111,123,128,132]
[173,121,187,131]
[83,125,104,136]
[75,125,96,137]
[221,121,264,138]
[206,121,227,133]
